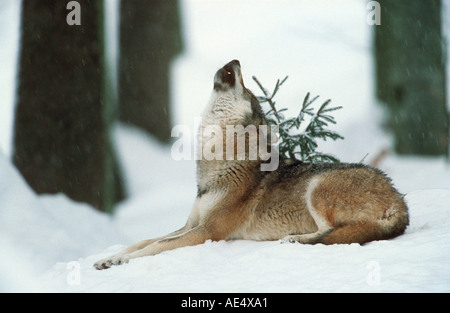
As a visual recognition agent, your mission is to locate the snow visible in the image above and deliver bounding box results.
[2,131,450,292]
[1,0,450,293]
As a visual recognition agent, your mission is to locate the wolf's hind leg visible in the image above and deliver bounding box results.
[282,176,334,244]
[282,229,333,244]
[318,222,390,245]
[283,222,390,245]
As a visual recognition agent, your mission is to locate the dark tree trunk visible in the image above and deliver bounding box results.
[13,0,124,213]
[374,0,448,155]
[118,0,183,143]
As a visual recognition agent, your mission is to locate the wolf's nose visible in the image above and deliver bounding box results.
[229,59,240,67]
[225,59,240,68]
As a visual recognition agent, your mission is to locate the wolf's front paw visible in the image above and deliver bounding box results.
[93,254,130,270]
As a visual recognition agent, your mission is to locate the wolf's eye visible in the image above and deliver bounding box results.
[227,71,232,75]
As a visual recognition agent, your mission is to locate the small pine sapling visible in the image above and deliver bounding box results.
[252,75,344,164]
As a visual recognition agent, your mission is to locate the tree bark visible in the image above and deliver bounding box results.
[13,0,124,213]
[374,0,448,155]
[118,0,183,143]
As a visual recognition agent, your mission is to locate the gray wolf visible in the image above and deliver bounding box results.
[94,60,409,270]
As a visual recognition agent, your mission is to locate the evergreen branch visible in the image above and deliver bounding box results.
[253,76,344,164]
[252,75,288,124]
[252,76,269,98]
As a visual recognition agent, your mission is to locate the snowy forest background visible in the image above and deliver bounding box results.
[0,0,449,292]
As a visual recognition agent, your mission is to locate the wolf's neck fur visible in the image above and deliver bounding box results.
[202,92,253,126]
[196,92,262,196]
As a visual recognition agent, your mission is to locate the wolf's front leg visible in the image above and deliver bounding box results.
[93,225,191,270]
[121,226,212,259]
[94,226,211,270]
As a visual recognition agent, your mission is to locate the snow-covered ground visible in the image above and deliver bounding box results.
[1,0,450,293]
[2,125,449,293]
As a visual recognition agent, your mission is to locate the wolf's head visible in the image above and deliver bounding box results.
[198,60,278,171]
[203,60,265,126]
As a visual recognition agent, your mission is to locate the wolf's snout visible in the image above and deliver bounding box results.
[214,59,241,91]
[227,59,240,68]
